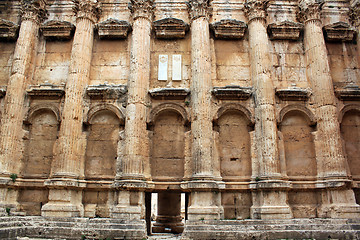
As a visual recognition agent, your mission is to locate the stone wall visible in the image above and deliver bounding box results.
[0,0,359,237]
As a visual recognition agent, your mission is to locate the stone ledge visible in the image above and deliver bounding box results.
[210,19,247,39]
[335,85,360,100]
[0,19,19,41]
[41,20,75,40]
[86,84,127,99]
[267,21,303,40]
[323,22,356,42]
[149,88,190,100]
[275,87,311,101]
[96,18,131,39]
[27,83,65,99]
[212,86,252,100]
[153,18,189,39]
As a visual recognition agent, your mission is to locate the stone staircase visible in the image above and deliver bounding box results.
[0,216,146,240]
[1,217,360,239]
[182,218,360,239]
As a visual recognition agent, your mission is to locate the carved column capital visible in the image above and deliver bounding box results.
[73,0,101,23]
[187,0,212,21]
[244,0,269,23]
[297,0,324,23]
[128,0,155,21]
[21,0,47,24]
[349,1,360,27]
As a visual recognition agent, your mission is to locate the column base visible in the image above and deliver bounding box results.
[110,205,142,221]
[152,215,184,234]
[41,189,83,217]
[250,205,293,219]
[187,191,223,221]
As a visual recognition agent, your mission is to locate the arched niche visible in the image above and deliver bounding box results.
[22,107,60,178]
[84,108,123,179]
[150,107,186,181]
[20,106,59,216]
[279,109,316,178]
[215,106,252,181]
[340,107,360,180]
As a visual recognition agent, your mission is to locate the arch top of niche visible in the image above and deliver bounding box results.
[339,104,360,123]
[278,104,316,126]
[148,102,189,125]
[25,104,61,124]
[214,103,254,126]
[86,103,125,125]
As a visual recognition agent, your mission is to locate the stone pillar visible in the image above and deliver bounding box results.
[0,0,47,214]
[299,0,360,218]
[245,0,292,219]
[41,0,101,217]
[152,192,184,234]
[111,0,154,221]
[120,0,153,182]
[186,0,223,221]
[350,0,360,66]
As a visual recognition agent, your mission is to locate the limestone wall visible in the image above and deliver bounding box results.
[0,0,359,224]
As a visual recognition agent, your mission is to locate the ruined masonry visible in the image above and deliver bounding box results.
[0,0,359,239]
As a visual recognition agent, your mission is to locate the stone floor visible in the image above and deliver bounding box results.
[147,233,182,239]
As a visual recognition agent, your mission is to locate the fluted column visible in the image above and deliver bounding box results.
[42,0,100,217]
[245,0,292,219]
[350,0,360,65]
[0,0,46,213]
[299,0,360,218]
[110,0,154,223]
[186,0,223,221]
[120,0,154,181]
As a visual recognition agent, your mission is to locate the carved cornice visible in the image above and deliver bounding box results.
[212,86,253,100]
[73,0,101,23]
[149,88,190,100]
[27,83,65,99]
[349,1,360,27]
[267,21,304,40]
[96,19,131,39]
[297,0,324,23]
[335,84,360,101]
[244,0,269,23]
[21,0,47,24]
[187,0,212,21]
[210,19,247,39]
[41,20,75,40]
[275,87,311,101]
[0,19,19,40]
[153,18,189,39]
[323,22,356,42]
[128,0,155,21]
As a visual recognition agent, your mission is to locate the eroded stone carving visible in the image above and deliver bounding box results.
[73,0,101,23]
[153,18,189,39]
[0,19,19,41]
[212,86,252,100]
[27,83,65,98]
[349,0,360,27]
[96,19,131,39]
[149,88,190,100]
[187,0,212,21]
[210,19,247,39]
[244,0,269,22]
[335,84,360,100]
[267,21,304,40]
[323,22,356,42]
[86,84,127,99]
[128,0,155,21]
[21,0,48,23]
[297,0,324,23]
[41,20,75,40]
[275,87,311,101]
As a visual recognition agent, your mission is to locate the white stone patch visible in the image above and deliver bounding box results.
[158,54,168,81]
[172,54,182,81]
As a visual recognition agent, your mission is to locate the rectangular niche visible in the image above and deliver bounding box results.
[158,55,168,81]
[172,54,182,81]
[157,54,182,81]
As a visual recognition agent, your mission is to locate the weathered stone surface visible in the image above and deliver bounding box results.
[0,19,19,41]
[41,20,75,40]
[210,19,247,39]
[267,20,303,40]
[323,21,356,42]
[153,18,189,39]
[96,18,131,39]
